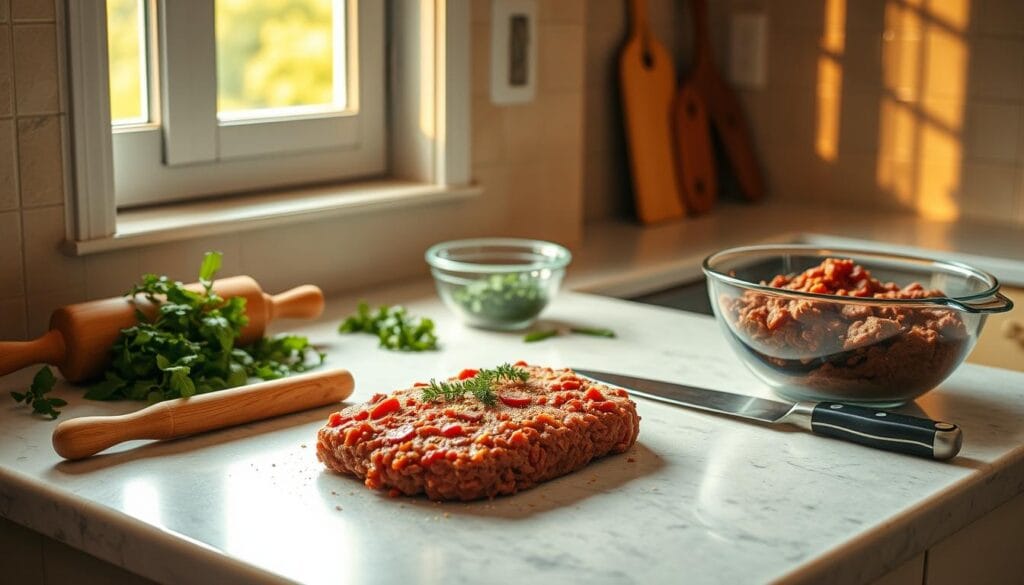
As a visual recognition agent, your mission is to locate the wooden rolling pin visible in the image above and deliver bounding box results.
[0,276,324,383]
[52,368,354,460]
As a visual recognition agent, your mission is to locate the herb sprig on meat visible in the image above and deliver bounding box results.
[421,364,529,406]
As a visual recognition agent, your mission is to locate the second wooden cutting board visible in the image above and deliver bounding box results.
[619,0,687,224]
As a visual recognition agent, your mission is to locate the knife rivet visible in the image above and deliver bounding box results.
[875,412,887,417]
[830,404,843,409]
[935,422,955,431]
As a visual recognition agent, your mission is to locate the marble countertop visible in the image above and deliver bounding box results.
[3,203,1024,585]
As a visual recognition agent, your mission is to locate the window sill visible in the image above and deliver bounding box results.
[63,180,482,256]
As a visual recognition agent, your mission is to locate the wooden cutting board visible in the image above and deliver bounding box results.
[619,0,687,223]
[689,0,764,201]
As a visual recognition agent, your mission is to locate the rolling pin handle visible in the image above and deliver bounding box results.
[0,329,67,377]
[266,285,325,320]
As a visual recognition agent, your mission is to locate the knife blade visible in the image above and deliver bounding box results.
[574,368,962,460]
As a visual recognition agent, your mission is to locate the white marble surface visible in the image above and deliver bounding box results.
[2,281,1024,585]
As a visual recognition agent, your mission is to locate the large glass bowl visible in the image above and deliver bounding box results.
[425,238,572,331]
[703,245,1013,407]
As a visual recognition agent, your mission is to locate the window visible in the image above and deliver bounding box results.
[66,1,470,251]
[104,0,384,208]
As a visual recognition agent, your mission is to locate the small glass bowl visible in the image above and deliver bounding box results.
[703,245,1013,407]
[425,238,572,331]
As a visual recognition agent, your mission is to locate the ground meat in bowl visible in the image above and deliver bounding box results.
[719,258,969,402]
[317,364,640,501]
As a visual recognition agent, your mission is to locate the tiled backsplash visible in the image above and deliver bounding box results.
[583,0,1024,224]
[0,1,585,339]
[2,0,1023,341]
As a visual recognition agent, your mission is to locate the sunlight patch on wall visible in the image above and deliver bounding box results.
[875,0,970,221]
[814,0,846,162]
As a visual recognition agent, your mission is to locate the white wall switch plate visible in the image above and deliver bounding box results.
[729,11,768,90]
[490,0,537,104]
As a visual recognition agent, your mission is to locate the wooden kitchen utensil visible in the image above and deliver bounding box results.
[0,276,324,383]
[672,81,717,214]
[689,0,764,201]
[52,368,354,460]
[619,0,688,223]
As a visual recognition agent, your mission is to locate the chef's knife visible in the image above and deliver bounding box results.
[574,369,962,460]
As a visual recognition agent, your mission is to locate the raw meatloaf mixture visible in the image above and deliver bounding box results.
[720,258,968,398]
[317,364,640,501]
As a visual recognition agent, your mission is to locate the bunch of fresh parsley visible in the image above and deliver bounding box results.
[86,252,323,404]
[339,301,438,351]
[421,363,529,406]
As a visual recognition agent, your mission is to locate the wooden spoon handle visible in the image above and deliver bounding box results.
[52,368,355,460]
[0,330,66,377]
[266,284,325,320]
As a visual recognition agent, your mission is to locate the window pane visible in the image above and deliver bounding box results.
[216,0,345,120]
[107,0,147,125]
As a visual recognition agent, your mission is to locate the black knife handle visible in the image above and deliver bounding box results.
[810,402,962,460]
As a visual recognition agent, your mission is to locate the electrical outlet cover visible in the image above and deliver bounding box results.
[491,0,537,104]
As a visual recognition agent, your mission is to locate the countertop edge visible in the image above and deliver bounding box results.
[776,443,1024,585]
[0,466,291,585]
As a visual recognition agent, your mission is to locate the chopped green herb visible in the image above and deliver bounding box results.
[453,273,547,324]
[421,363,529,406]
[10,366,64,419]
[88,252,323,403]
[570,327,617,338]
[523,329,559,343]
[339,302,438,351]
[522,326,618,343]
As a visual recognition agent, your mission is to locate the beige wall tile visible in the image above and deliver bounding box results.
[471,96,504,166]
[26,283,85,336]
[12,23,59,115]
[0,25,12,117]
[22,205,84,293]
[584,0,625,90]
[958,162,1019,222]
[583,84,623,156]
[471,0,489,24]
[767,0,826,33]
[17,115,63,207]
[11,0,53,22]
[502,100,542,163]
[767,30,819,89]
[472,23,490,98]
[583,148,631,221]
[0,296,26,338]
[0,209,23,297]
[968,37,1024,100]
[0,0,8,23]
[964,101,1020,163]
[0,118,17,211]
[538,91,583,162]
[539,24,584,92]
[977,0,1024,37]
[84,248,141,299]
[540,0,583,24]
[838,90,884,155]
[137,235,242,285]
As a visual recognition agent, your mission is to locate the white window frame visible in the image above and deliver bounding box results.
[64,0,471,253]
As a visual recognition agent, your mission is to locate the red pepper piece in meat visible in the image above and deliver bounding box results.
[385,424,416,444]
[354,410,369,421]
[458,368,479,380]
[561,380,581,390]
[584,387,606,401]
[499,393,532,408]
[371,397,401,419]
[327,412,348,427]
[441,423,465,437]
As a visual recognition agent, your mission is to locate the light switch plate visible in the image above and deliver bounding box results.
[729,11,768,90]
[490,0,537,104]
